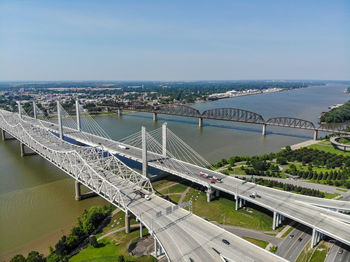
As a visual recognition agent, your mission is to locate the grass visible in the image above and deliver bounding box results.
[310,244,329,262]
[269,245,277,253]
[308,140,350,156]
[281,226,294,239]
[290,162,341,173]
[153,180,177,191]
[296,241,330,262]
[243,237,269,249]
[296,242,312,262]
[337,188,348,192]
[183,187,273,231]
[70,237,156,262]
[227,166,247,175]
[158,183,188,194]
[163,194,182,204]
[324,192,341,199]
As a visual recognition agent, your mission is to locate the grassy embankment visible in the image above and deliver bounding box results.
[154,177,275,231]
[296,241,331,262]
[71,210,155,262]
[243,237,269,249]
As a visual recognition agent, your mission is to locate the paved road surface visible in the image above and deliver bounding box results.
[39,120,350,248]
[276,224,311,262]
[1,110,288,262]
[325,242,350,262]
[213,222,282,246]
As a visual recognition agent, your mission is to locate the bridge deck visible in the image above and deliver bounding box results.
[0,110,286,262]
[36,117,350,248]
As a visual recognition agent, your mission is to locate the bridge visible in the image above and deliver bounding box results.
[102,104,350,140]
[1,101,350,261]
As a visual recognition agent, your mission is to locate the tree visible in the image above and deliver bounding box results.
[26,251,45,262]
[344,181,350,189]
[46,253,68,262]
[10,254,26,262]
[89,235,98,248]
[117,255,125,262]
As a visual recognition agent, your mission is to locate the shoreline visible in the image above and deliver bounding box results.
[0,223,74,262]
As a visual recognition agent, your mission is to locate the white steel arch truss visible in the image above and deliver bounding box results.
[0,109,153,212]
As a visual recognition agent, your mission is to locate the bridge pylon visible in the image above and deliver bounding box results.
[162,123,167,157]
[57,101,63,140]
[141,126,148,177]
[76,100,81,131]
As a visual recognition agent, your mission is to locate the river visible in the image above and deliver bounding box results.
[0,82,348,259]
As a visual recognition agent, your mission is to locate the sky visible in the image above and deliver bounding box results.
[0,0,349,81]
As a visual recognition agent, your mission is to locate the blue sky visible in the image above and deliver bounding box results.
[0,0,349,81]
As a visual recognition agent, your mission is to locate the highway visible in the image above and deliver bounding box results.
[325,242,350,262]
[0,110,288,262]
[276,224,311,262]
[38,119,350,248]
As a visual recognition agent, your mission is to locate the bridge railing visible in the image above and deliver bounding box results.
[0,110,153,211]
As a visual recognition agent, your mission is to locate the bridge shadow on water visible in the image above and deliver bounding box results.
[125,114,313,140]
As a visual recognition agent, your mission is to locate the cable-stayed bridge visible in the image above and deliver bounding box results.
[1,101,350,261]
[0,103,286,262]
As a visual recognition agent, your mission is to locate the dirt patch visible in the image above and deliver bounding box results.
[128,236,154,257]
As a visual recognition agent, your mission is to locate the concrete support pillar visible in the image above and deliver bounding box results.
[198,117,203,127]
[117,109,123,117]
[272,211,277,230]
[76,100,81,131]
[311,228,316,247]
[125,210,131,234]
[278,213,282,225]
[33,101,37,119]
[1,129,5,141]
[235,195,239,210]
[20,142,25,157]
[313,130,318,141]
[57,101,63,140]
[239,197,242,208]
[141,126,148,177]
[162,123,167,157]
[75,180,81,201]
[262,124,267,136]
[153,112,158,121]
[140,222,143,238]
[215,190,220,198]
[17,101,22,119]
[154,238,158,257]
[206,188,212,202]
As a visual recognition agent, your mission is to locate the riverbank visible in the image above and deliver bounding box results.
[0,223,73,261]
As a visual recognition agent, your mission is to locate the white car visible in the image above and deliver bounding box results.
[144,194,151,201]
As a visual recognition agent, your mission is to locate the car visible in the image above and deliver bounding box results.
[338,249,344,254]
[222,239,230,245]
[289,234,294,239]
[249,194,255,198]
[144,194,151,201]
[200,172,208,178]
[298,237,302,242]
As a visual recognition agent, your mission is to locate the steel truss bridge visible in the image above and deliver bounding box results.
[1,101,350,261]
[107,104,350,140]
